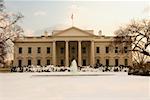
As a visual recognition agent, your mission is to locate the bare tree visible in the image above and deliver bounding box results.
[0,0,23,67]
[112,19,150,69]
[113,19,150,57]
[132,51,148,66]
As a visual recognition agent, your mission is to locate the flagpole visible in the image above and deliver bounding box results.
[72,19,74,27]
[72,19,73,27]
[71,13,74,27]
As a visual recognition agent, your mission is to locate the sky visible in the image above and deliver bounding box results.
[5,0,150,36]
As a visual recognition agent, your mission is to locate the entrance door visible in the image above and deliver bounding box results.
[83,59,86,66]
[69,41,78,64]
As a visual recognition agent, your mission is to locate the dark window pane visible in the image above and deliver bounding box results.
[115,59,119,66]
[47,60,50,65]
[28,60,31,65]
[72,47,75,53]
[28,47,32,54]
[125,59,128,66]
[19,47,22,54]
[96,59,100,63]
[61,59,64,66]
[106,47,109,53]
[37,60,41,65]
[60,47,64,54]
[37,47,41,53]
[96,47,100,53]
[106,59,109,66]
[18,60,22,66]
[124,47,128,53]
[115,47,118,53]
[82,47,86,53]
[83,59,86,66]
[47,47,50,53]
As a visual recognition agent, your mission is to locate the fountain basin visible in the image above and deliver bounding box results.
[31,72,128,77]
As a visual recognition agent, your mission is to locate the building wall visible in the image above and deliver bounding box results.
[94,41,132,66]
[13,27,132,67]
[13,40,132,67]
[14,42,53,66]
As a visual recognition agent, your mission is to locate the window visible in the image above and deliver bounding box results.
[37,59,41,65]
[19,47,22,54]
[47,47,50,53]
[82,47,86,53]
[71,47,75,53]
[115,47,118,53]
[60,47,64,54]
[28,47,32,54]
[125,59,128,66]
[106,59,109,66]
[47,59,50,65]
[96,59,100,63]
[18,60,22,66]
[61,59,64,66]
[28,60,31,65]
[96,47,100,53]
[106,47,109,53]
[83,59,86,66]
[37,47,41,53]
[124,47,128,53]
[115,59,119,66]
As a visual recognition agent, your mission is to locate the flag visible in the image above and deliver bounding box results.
[71,14,73,20]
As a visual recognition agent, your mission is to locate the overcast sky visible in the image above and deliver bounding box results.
[5,0,150,36]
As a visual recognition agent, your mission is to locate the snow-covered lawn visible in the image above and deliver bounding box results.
[0,72,149,100]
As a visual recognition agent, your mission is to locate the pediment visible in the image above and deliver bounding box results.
[52,27,95,37]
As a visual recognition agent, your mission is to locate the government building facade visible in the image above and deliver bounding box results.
[13,27,132,67]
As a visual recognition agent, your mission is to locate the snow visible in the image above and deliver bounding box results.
[0,72,149,100]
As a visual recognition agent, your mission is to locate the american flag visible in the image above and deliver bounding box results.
[71,14,73,20]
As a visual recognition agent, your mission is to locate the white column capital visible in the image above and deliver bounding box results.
[65,40,69,42]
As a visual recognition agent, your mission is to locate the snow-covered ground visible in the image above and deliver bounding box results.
[0,72,149,100]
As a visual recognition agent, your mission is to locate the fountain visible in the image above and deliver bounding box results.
[31,59,115,77]
[70,59,78,73]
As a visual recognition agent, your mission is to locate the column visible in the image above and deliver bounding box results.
[90,40,95,66]
[65,41,69,67]
[78,41,82,66]
[52,41,56,66]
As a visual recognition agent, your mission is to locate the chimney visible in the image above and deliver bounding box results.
[98,30,102,36]
[44,31,48,37]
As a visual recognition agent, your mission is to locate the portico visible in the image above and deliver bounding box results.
[52,40,94,67]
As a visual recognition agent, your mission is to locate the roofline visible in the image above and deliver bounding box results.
[52,26,96,37]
